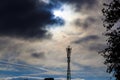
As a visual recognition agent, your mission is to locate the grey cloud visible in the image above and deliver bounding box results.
[0,38,23,49]
[0,37,26,62]
[73,35,100,44]
[74,19,81,27]
[0,38,11,51]
[75,17,97,29]
[88,43,107,51]
[31,52,45,59]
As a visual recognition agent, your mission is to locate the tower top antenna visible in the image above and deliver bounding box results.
[66,45,72,53]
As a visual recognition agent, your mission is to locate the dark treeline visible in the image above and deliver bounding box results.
[100,0,120,80]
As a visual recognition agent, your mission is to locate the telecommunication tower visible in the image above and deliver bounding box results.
[66,46,72,80]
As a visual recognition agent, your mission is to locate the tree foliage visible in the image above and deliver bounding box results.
[101,0,120,80]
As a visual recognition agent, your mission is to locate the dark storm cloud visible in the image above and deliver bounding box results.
[31,52,45,58]
[0,0,64,39]
[75,17,96,29]
[57,0,98,11]
[73,35,99,44]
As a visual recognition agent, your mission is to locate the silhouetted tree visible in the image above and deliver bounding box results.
[100,0,120,80]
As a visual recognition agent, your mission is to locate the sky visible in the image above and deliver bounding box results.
[0,0,114,80]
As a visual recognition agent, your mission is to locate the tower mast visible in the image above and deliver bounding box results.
[66,46,72,80]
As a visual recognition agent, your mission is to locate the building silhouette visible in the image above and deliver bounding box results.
[44,78,54,80]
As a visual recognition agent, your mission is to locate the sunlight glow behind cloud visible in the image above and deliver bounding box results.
[39,0,50,4]
[53,4,88,22]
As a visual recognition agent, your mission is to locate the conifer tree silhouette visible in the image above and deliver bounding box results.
[100,0,120,80]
